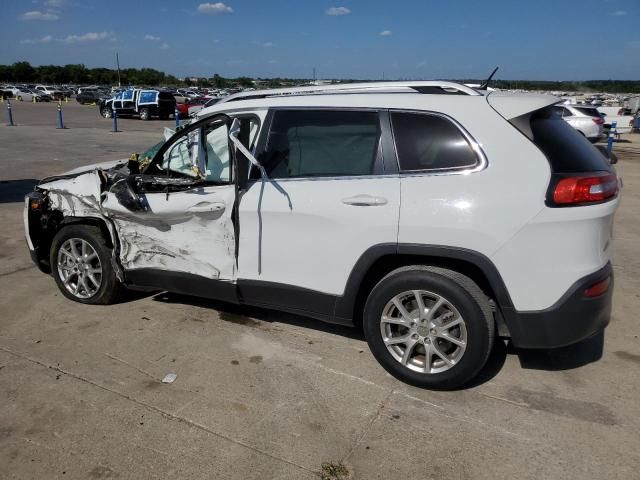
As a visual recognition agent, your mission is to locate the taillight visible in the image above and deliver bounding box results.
[552,172,618,206]
[584,277,610,297]
[592,117,604,125]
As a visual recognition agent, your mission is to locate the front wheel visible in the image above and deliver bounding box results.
[363,266,494,390]
[101,107,113,119]
[139,108,150,121]
[50,225,125,305]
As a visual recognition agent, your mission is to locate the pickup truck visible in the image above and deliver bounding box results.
[99,88,176,121]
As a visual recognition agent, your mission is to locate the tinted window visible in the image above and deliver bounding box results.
[391,112,479,171]
[574,107,601,118]
[552,106,573,117]
[259,110,381,178]
[530,108,611,173]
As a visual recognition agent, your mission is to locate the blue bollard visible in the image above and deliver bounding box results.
[56,101,64,129]
[175,105,180,129]
[607,121,617,155]
[112,107,119,132]
[7,100,15,126]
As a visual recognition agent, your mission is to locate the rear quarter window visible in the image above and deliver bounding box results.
[530,108,611,173]
[391,112,480,172]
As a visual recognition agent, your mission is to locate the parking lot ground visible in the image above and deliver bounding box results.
[1,105,640,479]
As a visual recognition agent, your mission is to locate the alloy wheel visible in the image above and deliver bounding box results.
[57,238,102,299]
[380,290,467,374]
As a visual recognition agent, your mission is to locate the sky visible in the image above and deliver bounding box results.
[1,0,639,80]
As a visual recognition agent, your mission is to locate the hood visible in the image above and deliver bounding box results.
[63,159,126,176]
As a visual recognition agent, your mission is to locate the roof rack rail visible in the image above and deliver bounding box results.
[220,81,480,103]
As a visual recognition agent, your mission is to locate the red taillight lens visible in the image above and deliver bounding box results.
[592,117,604,125]
[584,277,610,297]
[553,173,618,205]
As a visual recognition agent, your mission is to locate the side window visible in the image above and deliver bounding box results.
[391,112,479,172]
[160,120,231,183]
[258,110,381,179]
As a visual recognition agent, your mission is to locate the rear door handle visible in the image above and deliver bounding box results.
[341,194,388,206]
[188,201,226,213]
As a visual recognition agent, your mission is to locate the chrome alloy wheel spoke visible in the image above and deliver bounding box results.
[57,238,102,299]
[380,290,468,374]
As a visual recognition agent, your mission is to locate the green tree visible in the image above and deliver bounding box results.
[12,61,37,82]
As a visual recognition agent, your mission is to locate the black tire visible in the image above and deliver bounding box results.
[363,266,494,390]
[50,225,125,305]
[101,107,113,119]
[139,108,150,121]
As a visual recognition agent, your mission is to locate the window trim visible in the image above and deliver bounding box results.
[389,109,488,176]
[251,107,390,182]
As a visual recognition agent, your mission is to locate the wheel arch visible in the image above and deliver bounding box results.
[334,244,514,335]
[32,213,116,273]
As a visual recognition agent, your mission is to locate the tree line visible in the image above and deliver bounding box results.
[1,61,639,93]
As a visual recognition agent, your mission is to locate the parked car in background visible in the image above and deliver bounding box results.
[99,88,176,120]
[35,85,63,100]
[76,89,108,105]
[0,87,13,99]
[553,104,604,142]
[3,85,21,97]
[15,88,51,102]
[25,81,620,389]
[187,96,223,117]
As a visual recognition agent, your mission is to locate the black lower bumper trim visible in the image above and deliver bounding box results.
[505,263,613,349]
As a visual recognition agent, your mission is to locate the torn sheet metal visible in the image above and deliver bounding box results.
[36,167,237,281]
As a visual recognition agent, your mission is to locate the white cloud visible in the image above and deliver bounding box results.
[20,10,59,21]
[144,34,161,41]
[611,10,627,16]
[198,2,233,14]
[379,30,392,36]
[161,43,169,50]
[325,6,351,16]
[44,0,65,6]
[61,31,114,44]
[20,35,53,44]
[263,42,275,47]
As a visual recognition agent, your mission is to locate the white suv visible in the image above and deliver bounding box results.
[24,82,620,389]
[553,104,605,142]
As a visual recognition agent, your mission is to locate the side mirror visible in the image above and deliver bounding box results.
[229,118,266,190]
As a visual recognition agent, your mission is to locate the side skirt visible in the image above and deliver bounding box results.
[123,269,349,326]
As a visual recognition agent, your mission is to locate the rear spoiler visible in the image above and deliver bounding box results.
[486,92,561,120]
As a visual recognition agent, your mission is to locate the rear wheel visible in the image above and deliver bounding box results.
[50,225,125,305]
[363,266,494,390]
[139,108,150,121]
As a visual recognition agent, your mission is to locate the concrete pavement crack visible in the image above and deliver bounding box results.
[0,265,35,277]
[0,345,317,477]
[340,388,395,464]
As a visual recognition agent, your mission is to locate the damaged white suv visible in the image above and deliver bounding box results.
[24,82,620,389]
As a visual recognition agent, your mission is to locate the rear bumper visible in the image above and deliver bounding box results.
[504,262,613,349]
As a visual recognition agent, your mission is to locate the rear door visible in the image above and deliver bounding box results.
[237,108,400,314]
